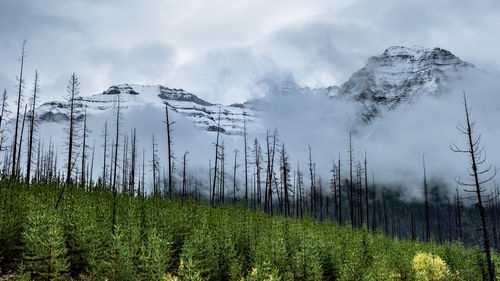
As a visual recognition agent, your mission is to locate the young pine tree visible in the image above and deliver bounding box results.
[19,210,69,280]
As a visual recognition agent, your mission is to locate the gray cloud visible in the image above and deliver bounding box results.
[1,0,500,104]
[170,48,293,104]
[85,41,177,86]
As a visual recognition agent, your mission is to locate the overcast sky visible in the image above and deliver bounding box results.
[1,0,500,104]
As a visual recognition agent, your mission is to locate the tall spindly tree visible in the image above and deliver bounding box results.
[451,93,497,281]
[55,73,81,209]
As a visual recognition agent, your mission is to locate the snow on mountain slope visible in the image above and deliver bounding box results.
[336,46,475,120]
[35,46,475,134]
[37,84,260,135]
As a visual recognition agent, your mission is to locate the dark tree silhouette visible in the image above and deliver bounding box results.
[102,120,108,188]
[165,103,174,198]
[233,149,239,206]
[423,155,431,242]
[111,94,121,234]
[243,112,248,205]
[11,40,27,179]
[0,89,10,151]
[26,71,39,184]
[16,104,28,177]
[451,93,497,281]
[55,73,81,209]
[348,132,355,226]
[129,128,137,195]
[211,109,221,206]
[80,109,89,188]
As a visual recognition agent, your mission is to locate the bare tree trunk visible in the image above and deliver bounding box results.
[423,155,431,242]
[11,40,27,180]
[211,109,221,206]
[89,140,95,190]
[182,151,187,202]
[55,73,80,209]
[16,104,27,178]
[151,135,158,195]
[455,188,463,241]
[451,94,496,280]
[165,104,174,198]
[81,109,88,188]
[308,145,315,216]
[101,120,108,188]
[338,157,342,225]
[26,71,39,184]
[243,113,248,205]
[130,128,136,195]
[349,132,354,226]
[233,149,238,205]
[142,148,145,197]
[364,152,369,228]
[112,94,121,234]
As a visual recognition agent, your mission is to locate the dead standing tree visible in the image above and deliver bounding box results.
[0,89,10,152]
[26,71,39,184]
[451,93,496,281]
[55,73,81,209]
[112,94,122,234]
[211,109,221,206]
[165,103,174,198]
[423,155,431,242]
[11,40,27,180]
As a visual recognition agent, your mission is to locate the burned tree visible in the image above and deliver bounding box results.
[451,94,496,281]
[211,109,221,206]
[55,73,81,209]
[423,155,431,242]
[364,151,369,228]
[243,112,248,205]
[281,143,290,215]
[0,89,10,151]
[348,132,355,226]
[81,109,89,188]
[102,120,108,188]
[151,134,160,195]
[111,94,122,234]
[16,105,28,177]
[11,40,27,179]
[165,103,174,198]
[308,145,315,216]
[233,149,239,205]
[129,128,137,195]
[26,71,39,183]
[253,138,262,208]
[182,151,188,201]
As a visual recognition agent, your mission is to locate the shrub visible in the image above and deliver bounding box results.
[412,252,451,281]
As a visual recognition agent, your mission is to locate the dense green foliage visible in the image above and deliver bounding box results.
[0,181,497,280]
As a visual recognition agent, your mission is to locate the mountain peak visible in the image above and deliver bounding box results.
[338,45,475,121]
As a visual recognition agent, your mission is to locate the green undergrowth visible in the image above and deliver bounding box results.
[0,181,497,280]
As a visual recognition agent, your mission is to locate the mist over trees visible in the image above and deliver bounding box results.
[2,41,500,280]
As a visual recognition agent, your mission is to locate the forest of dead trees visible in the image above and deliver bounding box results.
[1,41,499,279]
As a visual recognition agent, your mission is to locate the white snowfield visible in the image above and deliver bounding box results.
[37,83,261,136]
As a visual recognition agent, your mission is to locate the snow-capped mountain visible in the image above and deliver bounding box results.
[336,46,475,120]
[35,46,475,133]
[37,84,259,135]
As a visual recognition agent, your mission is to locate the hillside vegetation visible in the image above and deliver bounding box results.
[0,181,496,281]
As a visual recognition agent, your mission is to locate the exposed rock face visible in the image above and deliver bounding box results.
[37,84,257,135]
[336,46,474,120]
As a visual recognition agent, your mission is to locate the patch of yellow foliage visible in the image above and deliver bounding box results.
[412,252,451,281]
